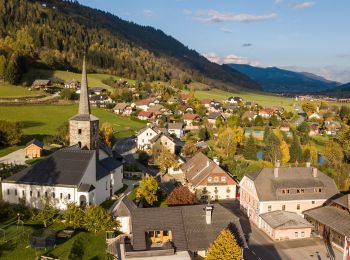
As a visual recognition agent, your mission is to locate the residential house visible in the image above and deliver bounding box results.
[207,112,225,126]
[113,103,132,116]
[90,94,114,107]
[324,121,341,135]
[25,139,44,158]
[180,93,189,103]
[258,108,275,119]
[304,194,350,251]
[31,79,51,90]
[167,96,180,104]
[167,123,184,138]
[200,99,214,108]
[1,58,123,210]
[150,132,181,155]
[64,80,80,90]
[308,112,322,120]
[309,123,320,136]
[90,87,107,95]
[182,152,238,201]
[239,163,339,240]
[138,111,154,121]
[112,196,246,259]
[279,122,291,132]
[182,113,200,126]
[241,111,256,121]
[227,96,242,104]
[136,127,159,150]
[133,98,157,111]
[48,77,64,86]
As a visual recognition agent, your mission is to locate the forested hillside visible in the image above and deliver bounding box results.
[0,0,260,91]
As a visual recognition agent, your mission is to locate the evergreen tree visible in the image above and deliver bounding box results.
[263,126,272,143]
[289,134,303,163]
[269,115,279,128]
[4,53,21,84]
[0,55,6,79]
[206,228,242,260]
[198,127,210,141]
[243,134,257,160]
[254,115,264,126]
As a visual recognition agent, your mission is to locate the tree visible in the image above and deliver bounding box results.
[289,134,303,163]
[227,115,239,128]
[269,115,279,128]
[324,140,344,167]
[216,127,238,158]
[56,122,69,145]
[254,115,264,126]
[69,237,86,259]
[60,88,77,100]
[198,127,210,141]
[4,53,22,84]
[243,134,257,161]
[155,146,179,174]
[215,116,224,128]
[280,141,290,164]
[0,120,22,146]
[100,122,114,147]
[167,186,198,206]
[264,132,281,163]
[83,205,116,233]
[297,121,310,134]
[136,176,160,206]
[63,203,84,229]
[206,228,242,260]
[13,28,34,56]
[302,102,317,115]
[182,140,198,157]
[303,144,318,165]
[32,197,59,228]
[0,55,6,79]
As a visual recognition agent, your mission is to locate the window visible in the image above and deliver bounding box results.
[208,177,212,182]
[52,192,55,198]
[22,190,25,197]
[297,189,300,193]
[312,201,315,204]
[301,232,305,238]
[282,189,286,194]
[282,205,286,211]
[45,192,48,198]
[268,205,272,212]
[214,177,219,182]
[37,191,40,198]
[295,232,299,238]
[221,177,226,182]
[106,181,108,190]
[60,193,63,199]
[68,194,71,200]
[301,189,305,193]
[319,188,322,193]
[30,191,33,197]
[78,129,82,134]
[15,190,17,196]
[7,189,10,195]
[297,204,300,210]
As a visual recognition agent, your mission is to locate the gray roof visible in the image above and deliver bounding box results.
[26,139,44,149]
[115,195,137,217]
[304,206,350,237]
[78,183,95,192]
[260,210,313,229]
[70,114,99,121]
[246,167,339,201]
[126,200,245,252]
[113,102,130,110]
[96,158,122,181]
[78,57,90,115]
[167,123,183,130]
[332,194,350,210]
[4,149,95,186]
[208,112,222,120]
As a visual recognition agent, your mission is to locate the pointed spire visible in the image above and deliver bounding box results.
[78,56,91,115]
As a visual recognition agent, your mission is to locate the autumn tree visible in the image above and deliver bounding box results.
[100,122,114,147]
[32,197,59,228]
[324,140,344,168]
[280,140,290,165]
[155,146,179,174]
[264,131,281,163]
[206,228,242,260]
[63,203,84,229]
[198,127,210,141]
[216,127,243,158]
[167,186,198,206]
[215,116,224,128]
[0,55,6,79]
[227,115,239,128]
[269,114,279,128]
[302,102,317,115]
[289,134,302,163]
[136,176,160,206]
[0,120,22,146]
[303,144,318,165]
[83,205,117,233]
[182,140,198,157]
[243,134,257,161]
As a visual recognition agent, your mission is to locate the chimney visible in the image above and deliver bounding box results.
[205,205,213,225]
[306,162,311,168]
[274,160,280,178]
[213,157,220,165]
[312,167,318,178]
[206,160,210,167]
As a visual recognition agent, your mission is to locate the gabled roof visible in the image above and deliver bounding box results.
[332,194,350,210]
[208,112,222,120]
[138,111,153,118]
[134,98,156,106]
[246,167,339,201]
[4,149,95,186]
[182,113,199,121]
[260,210,313,230]
[167,122,183,130]
[78,183,95,192]
[32,79,51,86]
[149,132,175,145]
[26,139,44,149]
[113,102,130,110]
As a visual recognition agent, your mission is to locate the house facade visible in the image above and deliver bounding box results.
[167,123,184,138]
[239,164,339,240]
[25,139,44,158]
[136,127,159,150]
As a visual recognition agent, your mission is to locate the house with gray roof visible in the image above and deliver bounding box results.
[112,196,246,259]
[239,163,339,240]
[1,58,123,210]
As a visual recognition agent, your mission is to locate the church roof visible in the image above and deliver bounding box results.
[78,56,90,115]
[4,149,95,186]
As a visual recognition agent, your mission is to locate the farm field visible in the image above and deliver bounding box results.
[0,104,145,156]
[0,84,41,98]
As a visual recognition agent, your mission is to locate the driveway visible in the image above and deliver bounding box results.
[294,105,306,126]
[219,200,342,260]
[0,148,27,165]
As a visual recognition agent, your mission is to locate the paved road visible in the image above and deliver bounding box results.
[113,137,159,176]
[0,148,26,165]
[294,105,306,126]
[220,201,342,260]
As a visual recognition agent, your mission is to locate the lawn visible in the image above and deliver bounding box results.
[0,83,41,98]
[0,104,145,156]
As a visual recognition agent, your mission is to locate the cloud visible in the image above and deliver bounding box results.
[143,9,153,17]
[183,9,192,15]
[292,2,315,10]
[195,10,277,23]
[203,52,260,66]
[220,28,233,33]
[274,0,284,4]
[242,43,253,47]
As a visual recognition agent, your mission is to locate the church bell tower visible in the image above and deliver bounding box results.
[69,57,99,153]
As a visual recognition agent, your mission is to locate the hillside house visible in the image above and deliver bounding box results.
[324,121,341,135]
[241,111,256,121]
[207,112,225,126]
[133,98,157,111]
[138,111,154,121]
[258,108,275,119]
[167,123,184,138]
[90,87,107,95]
[182,113,200,126]
[113,103,132,116]
[227,96,243,104]
[137,127,159,150]
[25,139,44,159]
[182,152,238,201]
[64,80,80,90]
[90,94,114,107]
[31,79,51,90]
[308,112,322,120]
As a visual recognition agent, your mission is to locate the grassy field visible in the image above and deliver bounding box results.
[0,104,145,156]
[0,83,41,98]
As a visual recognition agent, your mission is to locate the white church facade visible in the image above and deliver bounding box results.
[1,58,123,210]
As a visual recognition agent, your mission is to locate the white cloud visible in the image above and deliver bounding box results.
[195,10,277,23]
[202,52,260,66]
[292,2,315,10]
[143,9,153,17]
[220,28,233,33]
[183,9,192,15]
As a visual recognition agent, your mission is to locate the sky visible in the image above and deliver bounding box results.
[80,0,350,83]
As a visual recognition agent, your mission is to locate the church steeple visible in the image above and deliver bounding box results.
[78,56,91,115]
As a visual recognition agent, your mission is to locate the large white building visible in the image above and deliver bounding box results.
[1,58,123,210]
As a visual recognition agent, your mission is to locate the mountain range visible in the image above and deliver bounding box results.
[228,64,341,93]
[0,0,260,91]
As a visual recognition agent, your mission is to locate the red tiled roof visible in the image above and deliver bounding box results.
[138,111,153,118]
[182,113,199,120]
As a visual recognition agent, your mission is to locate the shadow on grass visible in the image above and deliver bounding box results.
[19,121,46,129]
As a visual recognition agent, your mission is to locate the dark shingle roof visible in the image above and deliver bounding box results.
[78,183,95,192]
[304,206,350,237]
[332,194,350,210]
[4,149,94,186]
[260,210,313,229]
[26,139,44,149]
[247,167,339,201]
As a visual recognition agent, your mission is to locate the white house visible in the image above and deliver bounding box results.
[1,58,123,210]
[167,123,184,138]
[136,127,159,150]
[308,112,321,120]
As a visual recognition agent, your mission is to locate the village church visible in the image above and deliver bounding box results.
[1,58,123,210]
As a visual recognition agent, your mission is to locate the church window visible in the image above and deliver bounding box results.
[30,191,32,197]
[37,191,40,198]
[106,181,108,190]
[60,193,63,199]
[22,190,25,197]
[15,190,17,196]
[52,192,55,198]
[45,192,48,198]
[7,189,10,195]
[268,205,272,212]
[282,205,286,211]
[297,204,300,210]
[68,194,71,199]
[78,129,82,134]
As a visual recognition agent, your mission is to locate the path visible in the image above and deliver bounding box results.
[0,149,26,165]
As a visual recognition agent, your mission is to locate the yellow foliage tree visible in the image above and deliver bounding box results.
[280,140,290,164]
[100,122,114,147]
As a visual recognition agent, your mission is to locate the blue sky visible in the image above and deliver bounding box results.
[80,0,350,82]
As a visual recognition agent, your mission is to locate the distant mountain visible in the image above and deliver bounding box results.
[0,0,260,91]
[321,82,350,97]
[227,64,340,93]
